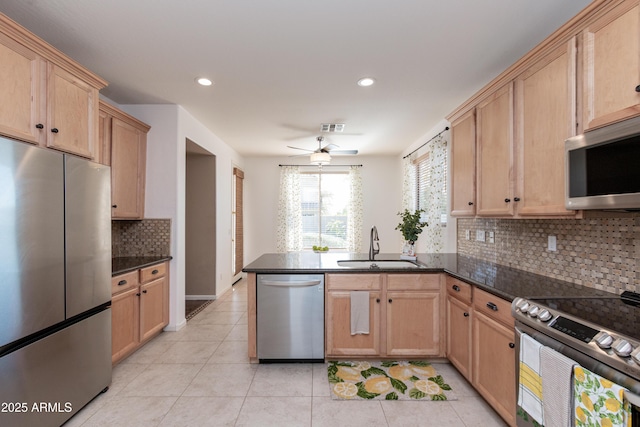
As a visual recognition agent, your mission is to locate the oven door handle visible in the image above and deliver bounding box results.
[626,390,640,407]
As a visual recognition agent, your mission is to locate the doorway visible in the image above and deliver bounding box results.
[185,139,216,315]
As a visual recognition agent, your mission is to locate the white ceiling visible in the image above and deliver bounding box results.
[0,0,591,157]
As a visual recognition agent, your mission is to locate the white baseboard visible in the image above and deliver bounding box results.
[185,295,217,300]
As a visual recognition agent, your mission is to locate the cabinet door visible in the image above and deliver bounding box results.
[473,311,516,426]
[446,296,472,381]
[450,109,476,216]
[476,83,515,216]
[516,40,577,217]
[111,117,147,219]
[140,277,168,342]
[582,0,640,130]
[97,109,111,166]
[0,33,44,144]
[326,290,381,357]
[111,287,140,364]
[386,291,441,357]
[46,64,97,159]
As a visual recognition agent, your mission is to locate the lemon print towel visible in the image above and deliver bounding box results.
[327,361,456,401]
[574,365,631,427]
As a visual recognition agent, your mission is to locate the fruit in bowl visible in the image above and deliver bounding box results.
[312,245,329,253]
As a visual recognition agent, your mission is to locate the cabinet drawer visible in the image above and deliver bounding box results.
[473,288,514,328]
[326,274,381,291]
[387,273,441,291]
[140,262,166,284]
[111,271,139,295]
[446,276,472,304]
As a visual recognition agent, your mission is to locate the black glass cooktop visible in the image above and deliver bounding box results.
[528,293,640,342]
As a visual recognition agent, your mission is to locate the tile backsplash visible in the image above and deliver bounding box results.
[112,219,171,257]
[457,213,639,294]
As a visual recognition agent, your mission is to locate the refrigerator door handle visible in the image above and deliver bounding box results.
[260,280,322,288]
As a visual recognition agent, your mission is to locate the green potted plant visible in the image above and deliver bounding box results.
[395,209,428,258]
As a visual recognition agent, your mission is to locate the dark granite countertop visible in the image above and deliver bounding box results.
[112,256,172,276]
[243,252,616,302]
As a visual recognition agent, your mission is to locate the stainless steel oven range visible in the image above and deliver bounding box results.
[512,291,640,426]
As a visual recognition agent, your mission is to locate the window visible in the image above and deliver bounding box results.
[414,153,447,224]
[300,172,350,249]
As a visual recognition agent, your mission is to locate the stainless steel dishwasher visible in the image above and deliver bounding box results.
[257,274,324,362]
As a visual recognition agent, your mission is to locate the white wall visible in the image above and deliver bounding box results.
[120,104,243,331]
[243,155,402,265]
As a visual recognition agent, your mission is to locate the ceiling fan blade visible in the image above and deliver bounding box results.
[288,153,311,158]
[322,143,340,151]
[286,145,314,152]
[328,150,358,155]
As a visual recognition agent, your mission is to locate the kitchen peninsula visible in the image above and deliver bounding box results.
[244,252,618,426]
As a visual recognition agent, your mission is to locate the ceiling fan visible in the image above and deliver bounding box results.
[287,136,358,166]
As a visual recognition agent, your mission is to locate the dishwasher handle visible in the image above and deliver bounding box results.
[260,279,322,288]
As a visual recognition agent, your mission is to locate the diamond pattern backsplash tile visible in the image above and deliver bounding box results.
[457,213,639,294]
[112,219,171,257]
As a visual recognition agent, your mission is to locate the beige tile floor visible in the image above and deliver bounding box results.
[64,278,508,427]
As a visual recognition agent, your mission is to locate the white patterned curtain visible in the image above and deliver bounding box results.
[401,156,416,212]
[403,133,448,253]
[347,166,363,252]
[276,166,302,252]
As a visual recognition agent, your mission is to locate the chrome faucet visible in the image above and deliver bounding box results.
[369,226,380,260]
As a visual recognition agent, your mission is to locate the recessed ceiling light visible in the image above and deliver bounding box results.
[357,77,375,87]
[196,77,213,86]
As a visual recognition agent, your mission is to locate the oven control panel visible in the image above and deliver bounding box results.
[512,297,640,380]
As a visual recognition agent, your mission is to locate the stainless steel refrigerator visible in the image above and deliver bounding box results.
[0,136,112,427]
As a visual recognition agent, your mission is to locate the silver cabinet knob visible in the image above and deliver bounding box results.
[594,332,614,349]
[528,305,540,318]
[538,309,552,322]
[612,339,633,357]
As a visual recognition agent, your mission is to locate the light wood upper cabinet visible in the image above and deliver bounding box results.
[582,0,640,130]
[0,14,106,157]
[45,63,98,158]
[0,33,42,144]
[450,109,476,216]
[101,100,150,219]
[515,39,578,217]
[476,83,515,217]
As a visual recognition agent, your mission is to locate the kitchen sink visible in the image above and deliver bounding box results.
[337,260,420,269]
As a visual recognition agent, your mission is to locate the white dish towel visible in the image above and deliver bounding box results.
[540,345,575,427]
[350,291,370,335]
[518,333,544,425]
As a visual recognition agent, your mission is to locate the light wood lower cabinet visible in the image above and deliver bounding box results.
[325,273,444,358]
[472,287,516,427]
[446,278,472,381]
[111,261,169,364]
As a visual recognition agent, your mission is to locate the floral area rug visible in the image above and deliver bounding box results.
[328,360,456,401]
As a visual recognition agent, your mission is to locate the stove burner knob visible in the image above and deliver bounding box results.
[517,300,530,313]
[528,305,540,317]
[538,309,552,322]
[631,347,640,365]
[612,339,633,357]
[594,332,614,349]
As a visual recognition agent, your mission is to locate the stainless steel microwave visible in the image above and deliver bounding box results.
[565,115,640,210]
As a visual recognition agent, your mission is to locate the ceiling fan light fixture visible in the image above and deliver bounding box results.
[310,152,331,166]
[357,77,375,87]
